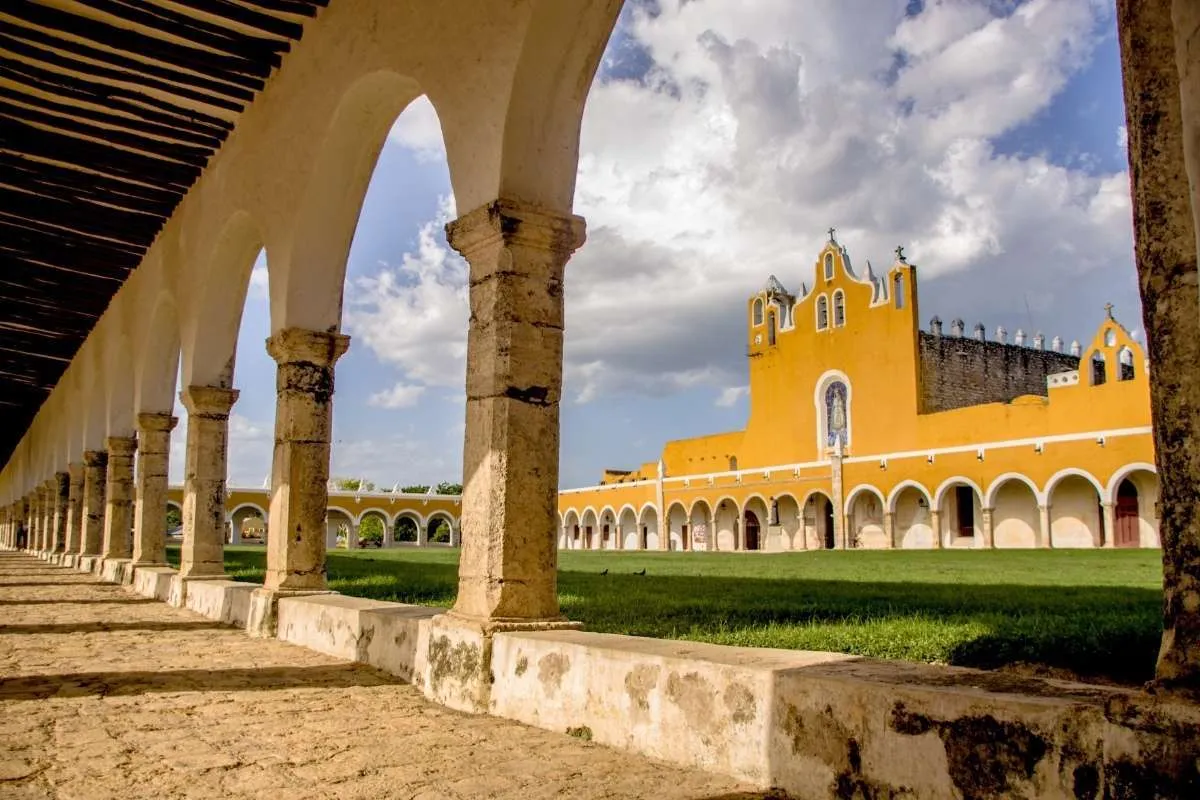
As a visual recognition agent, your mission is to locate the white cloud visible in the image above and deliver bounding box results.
[247,263,268,301]
[368,382,426,409]
[352,0,1132,407]
[716,386,749,407]
[386,96,446,163]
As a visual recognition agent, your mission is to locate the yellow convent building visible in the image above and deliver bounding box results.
[557,235,1158,552]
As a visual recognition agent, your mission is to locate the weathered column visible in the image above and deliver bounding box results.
[40,481,54,551]
[1038,504,1053,549]
[80,451,108,557]
[884,512,896,549]
[52,471,68,552]
[929,509,942,549]
[417,521,428,547]
[132,413,176,565]
[830,453,846,549]
[102,436,137,560]
[980,507,995,549]
[346,523,359,550]
[178,386,238,580]
[443,200,585,624]
[65,463,83,554]
[1102,502,1117,549]
[1118,0,1200,685]
[33,484,46,551]
[252,328,348,610]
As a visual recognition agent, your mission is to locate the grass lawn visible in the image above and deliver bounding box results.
[169,545,1164,685]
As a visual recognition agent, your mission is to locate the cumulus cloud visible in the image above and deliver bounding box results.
[349,0,1133,407]
[386,96,446,163]
[716,386,749,407]
[368,382,426,409]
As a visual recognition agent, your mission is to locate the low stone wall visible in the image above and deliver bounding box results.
[131,566,175,602]
[54,557,1200,799]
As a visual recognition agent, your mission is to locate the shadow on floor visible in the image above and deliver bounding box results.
[0,663,403,700]
[0,581,102,588]
[0,621,228,635]
[0,598,157,606]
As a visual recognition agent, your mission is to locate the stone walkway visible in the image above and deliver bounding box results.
[0,552,772,800]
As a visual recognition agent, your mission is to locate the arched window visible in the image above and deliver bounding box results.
[833,291,845,327]
[752,298,764,326]
[893,273,905,309]
[824,253,834,281]
[768,312,777,345]
[1091,352,1107,386]
[1105,328,1117,347]
[823,380,850,449]
[728,456,738,472]
[1118,346,1135,381]
[816,295,829,330]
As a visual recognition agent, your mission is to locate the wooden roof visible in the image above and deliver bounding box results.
[0,0,327,464]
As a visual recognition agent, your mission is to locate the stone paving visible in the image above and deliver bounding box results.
[0,552,772,800]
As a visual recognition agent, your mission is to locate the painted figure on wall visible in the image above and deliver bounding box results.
[826,381,849,447]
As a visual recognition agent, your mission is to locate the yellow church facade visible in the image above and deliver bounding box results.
[557,236,1159,552]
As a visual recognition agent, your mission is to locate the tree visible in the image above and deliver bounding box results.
[166,505,182,530]
[394,516,418,542]
[429,518,452,543]
[436,481,463,495]
[400,484,430,494]
[333,477,376,492]
[358,515,384,545]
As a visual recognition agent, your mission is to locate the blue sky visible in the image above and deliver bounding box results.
[173,0,1137,491]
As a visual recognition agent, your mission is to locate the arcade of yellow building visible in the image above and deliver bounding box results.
[557,235,1159,553]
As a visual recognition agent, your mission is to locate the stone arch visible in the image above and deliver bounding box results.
[325,506,355,549]
[426,511,456,545]
[889,482,934,549]
[357,508,390,546]
[1106,462,1158,504]
[618,504,639,550]
[179,210,266,389]
[393,510,423,545]
[103,326,137,438]
[1046,471,1104,548]
[712,495,741,551]
[638,504,660,550]
[165,500,183,533]
[133,289,182,415]
[665,501,689,552]
[1044,468,1105,501]
[985,472,1045,507]
[230,503,267,544]
[1109,467,1159,548]
[560,508,580,550]
[598,505,618,550]
[844,484,887,549]
[581,507,599,550]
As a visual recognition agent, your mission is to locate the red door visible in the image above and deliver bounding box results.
[1115,480,1140,548]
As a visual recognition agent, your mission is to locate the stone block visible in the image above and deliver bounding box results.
[99,558,132,584]
[184,579,258,627]
[131,566,176,602]
[421,614,497,714]
[275,594,400,660]
[76,555,100,574]
[358,604,441,687]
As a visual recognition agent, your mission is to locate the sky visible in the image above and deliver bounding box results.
[169,0,1139,492]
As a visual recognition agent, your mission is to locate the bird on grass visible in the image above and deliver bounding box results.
[600,568,609,576]
[633,568,646,576]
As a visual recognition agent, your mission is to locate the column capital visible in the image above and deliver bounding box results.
[266,327,350,368]
[54,471,69,491]
[137,412,178,433]
[83,450,108,468]
[68,462,84,482]
[106,436,138,456]
[445,198,586,260]
[181,385,239,418]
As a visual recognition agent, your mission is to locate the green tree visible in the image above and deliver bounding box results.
[394,516,418,542]
[436,481,463,495]
[400,484,430,494]
[358,515,384,545]
[429,518,452,543]
[166,505,182,530]
[333,477,376,492]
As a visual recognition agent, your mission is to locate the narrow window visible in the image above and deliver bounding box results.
[752,298,764,326]
[1091,352,1107,386]
[833,291,845,327]
[1118,347,1135,381]
[893,273,905,309]
[728,456,738,471]
[824,253,834,280]
[817,296,829,330]
[768,312,777,345]
[955,486,975,538]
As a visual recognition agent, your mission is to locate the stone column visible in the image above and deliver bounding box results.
[53,472,68,552]
[443,199,585,624]
[35,484,48,551]
[980,507,995,549]
[830,452,846,550]
[102,436,137,560]
[1038,504,1053,549]
[416,520,428,547]
[257,328,349,597]
[65,463,83,554]
[1102,502,1117,549]
[929,509,942,549]
[884,512,896,549]
[132,413,176,565]
[179,386,238,580]
[80,451,108,556]
[346,523,359,550]
[1119,0,1200,685]
[28,487,40,551]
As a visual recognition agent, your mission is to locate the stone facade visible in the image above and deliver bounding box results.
[917,332,1081,413]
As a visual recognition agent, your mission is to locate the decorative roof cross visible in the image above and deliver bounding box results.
[895,244,906,263]
[827,226,837,243]
[1104,302,1114,320]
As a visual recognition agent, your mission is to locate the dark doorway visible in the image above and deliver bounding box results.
[955,485,975,538]
[681,523,689,551]
[584,525,593,549]
[602,523,610,549]
[1115,479,1140,548]
[744,511,760,551]
[823,499,835,549]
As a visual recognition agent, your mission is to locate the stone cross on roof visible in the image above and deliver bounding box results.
[895,245,906,263]
[827,226,837,243]
[1105,302,1115,320]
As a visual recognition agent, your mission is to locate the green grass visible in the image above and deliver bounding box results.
[168,545,1164,685]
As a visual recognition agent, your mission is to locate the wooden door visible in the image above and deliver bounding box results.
[744,512,760,551]
[1115,480,1140,548]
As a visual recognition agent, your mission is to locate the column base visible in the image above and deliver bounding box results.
[246,588,337,639]
[77,555,102,574]
[168,573,230,607]
[100,558,135,585]
[422,611,583,714]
